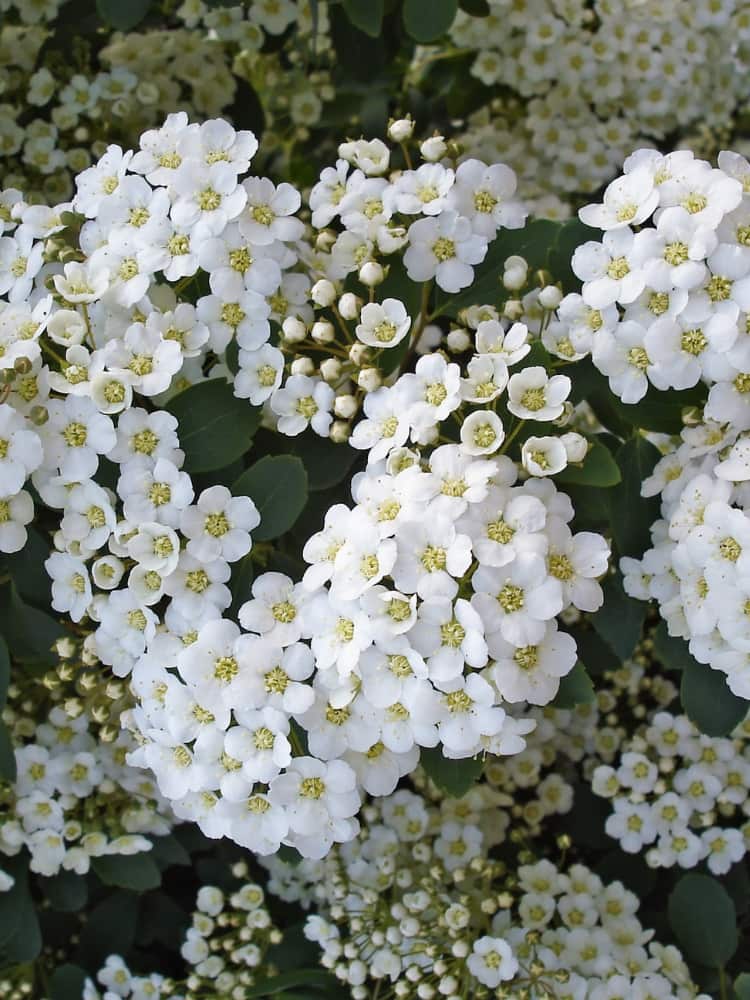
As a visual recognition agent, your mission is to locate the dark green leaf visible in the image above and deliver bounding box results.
[735,973,750,999]
[149,834,191,869]
[0,721,16,782]
[49,964,88,1000]
[92,853,161,891]
[0,635,8,708]
[232,455,308,541]
[343,0,384,36]
[295,432,360,491]
[76,891,138,968]
[0,856,42,965]
[591,572,645,661]
[166,379,261,473]
[680,659,749,737]
[608,436,662,557]
[616,383,707,435]
[244,969,341,996]
[420,747,484,797]
[652,622,692,671]
[459,0,490,14]
[229,554,254,619]
[4,527,52,607]
[668,873,738,967]
[556,440,621,487]
[547,218,589,293]
[567,623,620,676]
[403,0,458,41]
[553,662,595,708]
[43,869,88,912]
[96,0,151,30]
[0,581,65,668]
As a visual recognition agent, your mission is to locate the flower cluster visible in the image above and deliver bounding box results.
[260,786,704,999]
[449,0,750,209]
[593,709,750,874]
[84,870,282,1000]
[0,0,328,204]
[555,148,750,406]
[0,638,173,884]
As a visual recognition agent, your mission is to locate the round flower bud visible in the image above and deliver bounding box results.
[349,343,371,366]
[357,367,382,392]
[320,358,342,382]
[311,278,337,307]
[291,357,315,376]
[446,328,471,353]
[388,117,415,142]
[282,316,307,343]
[334,393,358,418]
[311,319,335,343]
[359,261,385,287]
[561,431,588,463]
[503,267,527,291]
[315,230,336,252]
[504,255,528,272]
[330,420,351,444]
[420,135,448,161]
[539,284,563,310]
[338,292,361,320]
[503,299,524,320]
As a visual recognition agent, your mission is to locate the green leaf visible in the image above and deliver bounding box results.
[553,662,595,709]
[591,572,645,662]
[459,0,490,13]
[149,833,191,869]
[229,554,254,619]
[44,869,88,912]
[403,0,459,42]
[232,455,308,542]
[92,853,162,891]
[735,973,750,999]
[296,432,360,491]
[96,0,151,30]
[556,440,621,487]
[0,581,65,668]
[49,964,88,1000]
[0,635,8,708]
[342,0,384,36]
[652,621,693,671]
[0,721,16,782]
[608,436,662,557]
[420,747,484,797]
[668,873,738,968]
[3,526,52,607]
[244,970,341,997]
[680,659,749,737]
[0,856,42,965]
[76,891,138,968]
[166,378,261,473]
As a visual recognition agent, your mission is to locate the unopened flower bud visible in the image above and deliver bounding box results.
[357,367,382,392]
[349,343,370,366]
[503,299,524,320]
[388,116,415,142]
[539,284,563,310]
[561,431,588,463]
[311,319,335,343]
[420,135,447,161]
[282,316,307,343]
[291,357,315,376]
[359,261,384,286]
[330,420,351,444]
[311,278,336,307]
[503,267,527,291]
[315,230,336,252]
[446,328,471,352]
[320,358,342,382]
[334,393,358,419]
[338,292,360,320]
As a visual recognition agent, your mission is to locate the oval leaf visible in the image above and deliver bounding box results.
[92,853,161,891]
[403,0,458,42]
[343,0,384,36]
[421,747,484,797]
[233,455,308,542]
[680,658,749,737]
[556,440,621,487]
[609,436,662,557]
[96,0,151,30]
[0,635,8,708]
[668,873,738,968]
[553,662,595,709]
[166,379,261,473]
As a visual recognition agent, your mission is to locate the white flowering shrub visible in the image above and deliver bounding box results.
[1,1,750,991]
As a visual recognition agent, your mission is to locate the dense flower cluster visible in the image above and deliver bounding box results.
[259,786,705,999]
[593,708,750,873]
[0,638,173,886]
[0,0,328,204]
[84,871,282,1000]
[449,0,750,209]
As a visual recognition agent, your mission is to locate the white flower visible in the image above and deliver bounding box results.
[355,298,411,349]
[404,211,488,292]
[579,167,659,230]
[386,163,455,216]
[270,375,334,437]
[448,158,526,236]
[489,620,577,704]
[239,572,309,646]
[0,403,42,492]
[472,553,563,645]
[460,411,505,456]
[521,436,568,477]
[52,261,110,303]
[0,225,44,302]
[240,177,304,245]
[507,367,570,421]
[171,162,247,235]
[181,485,260,562]
[391,515,472,601]
[572,227,645,308]
[0,489,33,553]
[467,936,518,987]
